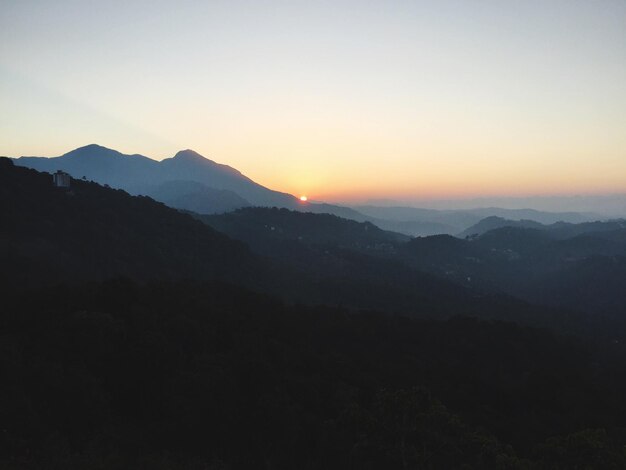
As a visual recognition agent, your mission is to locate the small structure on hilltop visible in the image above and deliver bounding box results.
[52,170,71,188]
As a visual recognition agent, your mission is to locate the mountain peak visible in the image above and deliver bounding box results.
[79,143,108,151]
[173,149,207,162]
[62,144,122,159]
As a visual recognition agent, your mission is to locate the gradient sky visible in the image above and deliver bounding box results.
[1,0,625,202]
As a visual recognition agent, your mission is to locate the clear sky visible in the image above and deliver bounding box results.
[1,0,625,202]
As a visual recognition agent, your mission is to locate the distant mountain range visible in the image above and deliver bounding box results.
[15,144,298,210]
[355,206,598,236]
[459,215,626,238]
[13,144,602,236]
[402,220,626,322]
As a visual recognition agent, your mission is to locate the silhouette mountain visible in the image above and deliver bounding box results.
[355,205,596,236]
[16,145,599,237]
[458,216,545,238]
[403,224,626,323]
[198,207,408,256]
[460,215,626,239]
[143,180,251,214]
[15,144,299,209]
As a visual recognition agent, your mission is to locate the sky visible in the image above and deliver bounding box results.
[1,0,625,203]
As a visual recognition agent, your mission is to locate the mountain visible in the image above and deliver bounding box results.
[155,149,298,207]
[462,207,596,224]
[0,158,258,287]
[195,208,611,334]
[16,145,599,238]
[142,180,251,214]
[15,144,299,209]
[353,205,596,237]
[458,216,545,238]
[197,207,408,255]
[353,205,479,233]
[194,207,484,316]
[17,144,160,188]
[402,224,626,324]
[460,215,626,239]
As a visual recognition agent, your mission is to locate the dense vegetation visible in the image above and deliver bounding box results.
[2,280,626,469]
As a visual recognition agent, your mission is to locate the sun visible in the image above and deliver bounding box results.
[300,195,308,202]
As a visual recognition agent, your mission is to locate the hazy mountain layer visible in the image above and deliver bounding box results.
[403,225,626,322]
[141,180,251,214]
[355,205,597,236]
[460,215,626,238]
[15,144,299,209]
[14,144,599,237]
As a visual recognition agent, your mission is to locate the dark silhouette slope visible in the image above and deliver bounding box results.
[15,144,299,209]
[3,279,626,469]
[0,158,256,287]
[199,207,409,253]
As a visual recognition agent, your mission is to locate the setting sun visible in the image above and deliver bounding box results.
[300,196,308,202]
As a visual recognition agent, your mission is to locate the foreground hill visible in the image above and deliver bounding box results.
[0,158,257,287]
[3,280,626,469]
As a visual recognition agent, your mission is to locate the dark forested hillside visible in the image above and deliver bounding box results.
[402,225,626,328]
[198,207,409,254]
[2,280,626,469]
[0,158,257,287]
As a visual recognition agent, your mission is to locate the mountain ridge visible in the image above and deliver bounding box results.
[13,144,600,236]
[14,144,299,210]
